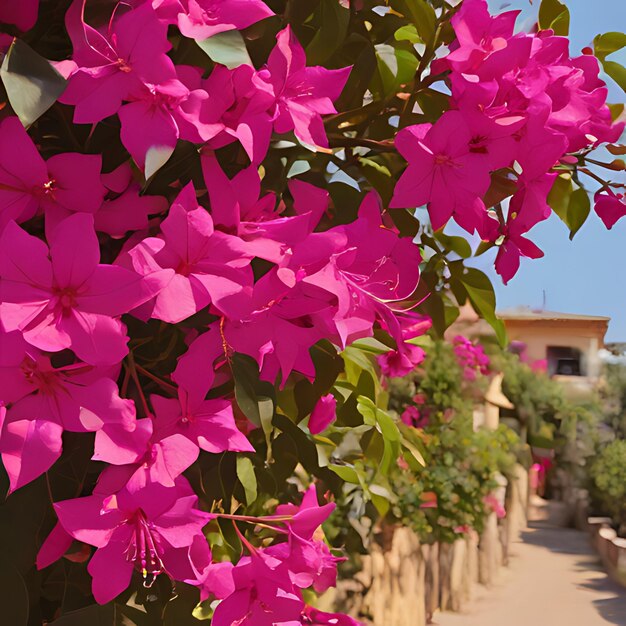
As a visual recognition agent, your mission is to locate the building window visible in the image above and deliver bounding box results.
[546,346,583,377]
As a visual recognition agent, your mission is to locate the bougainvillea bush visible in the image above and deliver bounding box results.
[0,0,624,623]
[386,337,520,544]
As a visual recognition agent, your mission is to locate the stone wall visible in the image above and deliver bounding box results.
[328,464,529,625]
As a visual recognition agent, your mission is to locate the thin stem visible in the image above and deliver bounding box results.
[127,352,151,418]
[232,519,259,555]
[579,167,610,189]
[135,364,178,395]
[327,135,396,152]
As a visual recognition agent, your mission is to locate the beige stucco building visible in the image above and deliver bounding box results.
[447,304,610,396]
[498,308,610,386]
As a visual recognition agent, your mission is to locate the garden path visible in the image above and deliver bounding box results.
[434,503,626,626]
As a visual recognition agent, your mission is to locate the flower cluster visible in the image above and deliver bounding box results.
[452,335,490,381]
[391,0,623,283]
[203,486,361,626]
[0,0,420,616]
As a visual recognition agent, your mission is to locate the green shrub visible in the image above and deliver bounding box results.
[590,439,626,534]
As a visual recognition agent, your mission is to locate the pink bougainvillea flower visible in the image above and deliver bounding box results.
[255,26,351,149]
[151,333,253,454]
[0,214,172,365]
[0,117,106,233]
[443,0,518,74]
[93,418,199,493]
[95,163,168,237]
[36,522,74,570]
[303,606,365,626]
[52,478,211,603]
[452,335,490,379]
[274,484,336,540]
[118,78,191,173]
[174,0,273,40]
[308,394,337,435]
[211,553,303,626]
[128,183,253,322]
[400,405,428,429]
[488,209,545,285]
[0,328,136,492]
[300,192,421,349]
[62,0,177,124]
[224,268,338,384]
[195,64,274,162]
[378,344,425,378]
[202,154,325,262]
[0,0,39,31]
[483,493,506,519]
[261,486,342,594]
[391,111,491,232]
[594,189,626,230]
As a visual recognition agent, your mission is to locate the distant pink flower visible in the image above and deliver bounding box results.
[0,214,172,365]
[483,493,506,519]
[452,335,490,379]
[0,117,106,233]
[308,394,337,434]
[174,0,273,40]
[52,479,211,604]
[0,0,39,31]
[401,405,428,429]
[391,111,491,232]
[255,26,351,148]
[378,344,425,378]
[594,189,626,230]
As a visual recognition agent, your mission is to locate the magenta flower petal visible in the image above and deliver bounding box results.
[48,213,100,288]
[308,394,336,434]
[36,522,74,570]
[87,540,134,604]
[0,419,63,492]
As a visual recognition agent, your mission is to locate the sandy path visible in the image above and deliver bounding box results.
[434,519,626,626]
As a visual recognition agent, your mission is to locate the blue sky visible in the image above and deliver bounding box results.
[477,0,626,341]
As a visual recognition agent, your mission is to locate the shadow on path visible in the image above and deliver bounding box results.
[521,521,626,626]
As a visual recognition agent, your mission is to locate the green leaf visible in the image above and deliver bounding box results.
[594,32,626,91]
[196,30,251,69]
[434,231,472,259]
[393,0,436,43]
[608,102,625,120]
[231,353,274,427]
[459,268,507,347]
[567,187,591,239]
[192,602,212,621]
[0,561,28,626]
[328,464,360,483]
[547,174,591,238]
[547,173,573,224]
[538,0,570,36]
[373,44,418,97]
[0,38,67,126]
[395,24,422,44]
[236,456,257,506]
[357,396,400,475]
[306,0,350,65]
